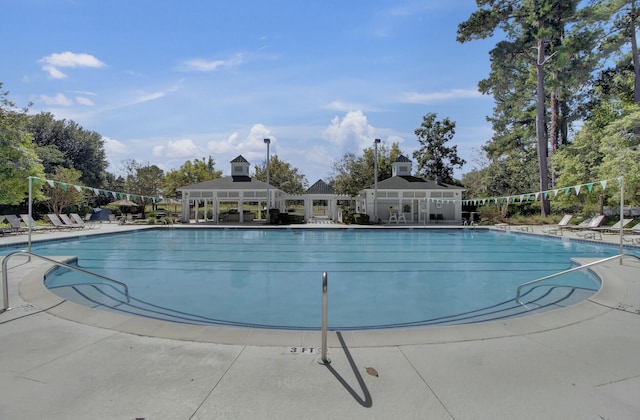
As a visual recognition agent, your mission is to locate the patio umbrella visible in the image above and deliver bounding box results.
[110,199,138,207]
[156,198,180,205]
[156,198,180,212]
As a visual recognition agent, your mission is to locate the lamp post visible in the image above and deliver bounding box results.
[374,138,381,223]
[264,138,271,223]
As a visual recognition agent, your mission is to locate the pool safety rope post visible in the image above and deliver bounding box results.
[318,271,331,365]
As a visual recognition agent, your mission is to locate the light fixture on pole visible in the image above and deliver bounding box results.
[264,138,271,222]
[374,138,381,223]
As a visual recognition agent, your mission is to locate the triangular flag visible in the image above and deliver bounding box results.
[74,185,83,192]
[59,182,67,191]
[32,177,41,185]
[46,180,54,187]
[587,183,594,192]
[601,180,608,190]
[553,189,560,198]
[574,185,581,195]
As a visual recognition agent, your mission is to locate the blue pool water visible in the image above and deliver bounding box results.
[6,228,619,330]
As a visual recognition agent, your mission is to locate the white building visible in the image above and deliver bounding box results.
[357,155,465,224]
[177,154,465,224]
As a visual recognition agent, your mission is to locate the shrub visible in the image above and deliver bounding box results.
[353,213,370,224]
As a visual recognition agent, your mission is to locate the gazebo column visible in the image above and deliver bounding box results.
[304,197,311,221]
[239,200,244,223]
[181,192,189,223]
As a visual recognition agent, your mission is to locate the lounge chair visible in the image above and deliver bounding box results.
[1,215,18,235]
[574,215,607,240]
[59,214,84,229]
[568,215,605,231]
[592,218,633,234]
[46,214,74,230]
[4,215,27,234]
[563,217,593,231]
[622,223,640,244]
[541,214,573,235]
[19,214,54,232]
[71,213,101,229]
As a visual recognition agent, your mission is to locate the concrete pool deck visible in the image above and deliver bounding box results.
[1,222,640,419]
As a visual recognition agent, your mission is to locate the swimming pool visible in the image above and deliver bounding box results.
[8,228,615,330]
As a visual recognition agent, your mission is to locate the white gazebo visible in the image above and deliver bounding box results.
[177,155,282,223]
[358,155,465,224]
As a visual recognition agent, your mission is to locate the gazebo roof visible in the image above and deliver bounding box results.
[306,179,334,195]
[177,176,274,191]
[373,176,464,190]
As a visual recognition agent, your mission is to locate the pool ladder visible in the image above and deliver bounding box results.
[516,253,640,307]
[1,250,130,312]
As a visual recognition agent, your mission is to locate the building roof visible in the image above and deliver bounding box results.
[373,175,465,190]
[230,155,249,163]
[306,179,334,195]
[177,176,274,191]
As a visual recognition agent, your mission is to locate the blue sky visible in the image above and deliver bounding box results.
[2,0,498,185]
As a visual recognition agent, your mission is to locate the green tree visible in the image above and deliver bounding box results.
[583,0,640,105]
[27,112,108,187]
[329,142,404,196]
[163,156,222,198]
[412,113,465,184]
[458,0,583,216]
[598,105,640,204]
[121,159,165,199]
[253,155,308,195]
[44,167,85,215]
[0,84,46,205]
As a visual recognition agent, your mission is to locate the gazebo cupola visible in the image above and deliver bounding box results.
[230,155,251,179]
[392,155,412,177]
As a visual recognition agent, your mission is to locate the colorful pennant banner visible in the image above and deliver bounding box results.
[29,176,163,204]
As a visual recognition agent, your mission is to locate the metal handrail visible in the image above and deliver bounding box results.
[318,271,331,365]
[515,253,640,305]
[2,250,130,312]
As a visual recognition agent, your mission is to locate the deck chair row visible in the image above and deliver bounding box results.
[1,213,100,234]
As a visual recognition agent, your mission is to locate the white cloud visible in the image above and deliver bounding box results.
[75,96,94,106]
[178,53,244,72]
[39,51,105,79]
[238,124,273,148]
[130,91,165,105]
[207,132,240,155]
[322,110,376,152]
[323,101,362,112]
[39,93,73,106]
[398,89,483,104]
[103,136,128,155]
[165,138,203,158]
[152,145,165,157]
[41,65,67,79]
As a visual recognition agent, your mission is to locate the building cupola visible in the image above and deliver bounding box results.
[392,155,412,177]
[230,155,251,179]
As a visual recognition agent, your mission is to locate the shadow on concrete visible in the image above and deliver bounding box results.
[323,331,373,408]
